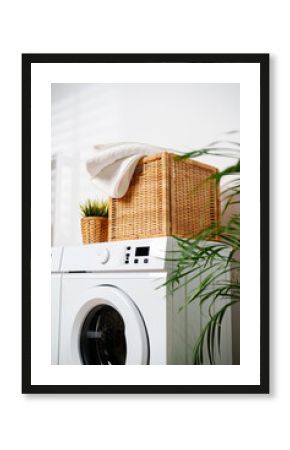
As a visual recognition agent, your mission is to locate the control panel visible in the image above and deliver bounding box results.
[59,237,172,273]
[124,245,150,265]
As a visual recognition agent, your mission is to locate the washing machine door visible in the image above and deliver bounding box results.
[72,285,149,365]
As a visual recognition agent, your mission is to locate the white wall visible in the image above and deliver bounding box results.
[51,83,239,246]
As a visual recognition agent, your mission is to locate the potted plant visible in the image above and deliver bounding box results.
[80,199,109,244]
[167,141,240,364]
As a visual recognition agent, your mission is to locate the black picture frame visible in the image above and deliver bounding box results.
[22,53,269,394]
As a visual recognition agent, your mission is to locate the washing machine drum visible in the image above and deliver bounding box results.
[76,286,149,365]
[80,305,127,365]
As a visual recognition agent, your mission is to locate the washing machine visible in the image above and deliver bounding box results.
[51,237,232,365]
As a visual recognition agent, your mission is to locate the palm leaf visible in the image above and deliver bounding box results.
[192,301,238,364]
[164,144,240,364]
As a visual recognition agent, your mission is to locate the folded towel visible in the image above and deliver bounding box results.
[86,142,169,198]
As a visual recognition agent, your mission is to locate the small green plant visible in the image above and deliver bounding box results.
[80,199,109,218]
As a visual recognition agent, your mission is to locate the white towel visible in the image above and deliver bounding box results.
[86,142,169,198]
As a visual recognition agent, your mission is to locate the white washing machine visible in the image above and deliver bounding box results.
[51,237,232,365]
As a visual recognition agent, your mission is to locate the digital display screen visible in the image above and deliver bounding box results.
[135,246,150,257]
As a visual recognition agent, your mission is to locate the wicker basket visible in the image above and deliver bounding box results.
[108,152,220,241]
[81,217,108,244]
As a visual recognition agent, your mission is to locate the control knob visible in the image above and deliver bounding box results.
[95,247,110,264]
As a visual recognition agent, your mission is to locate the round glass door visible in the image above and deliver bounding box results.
[80,305,127,365]
[70,285,149,365]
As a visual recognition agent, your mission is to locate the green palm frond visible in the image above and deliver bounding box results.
[192,300,239,365]
[176,146,240,161]
[167,143,240,364]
